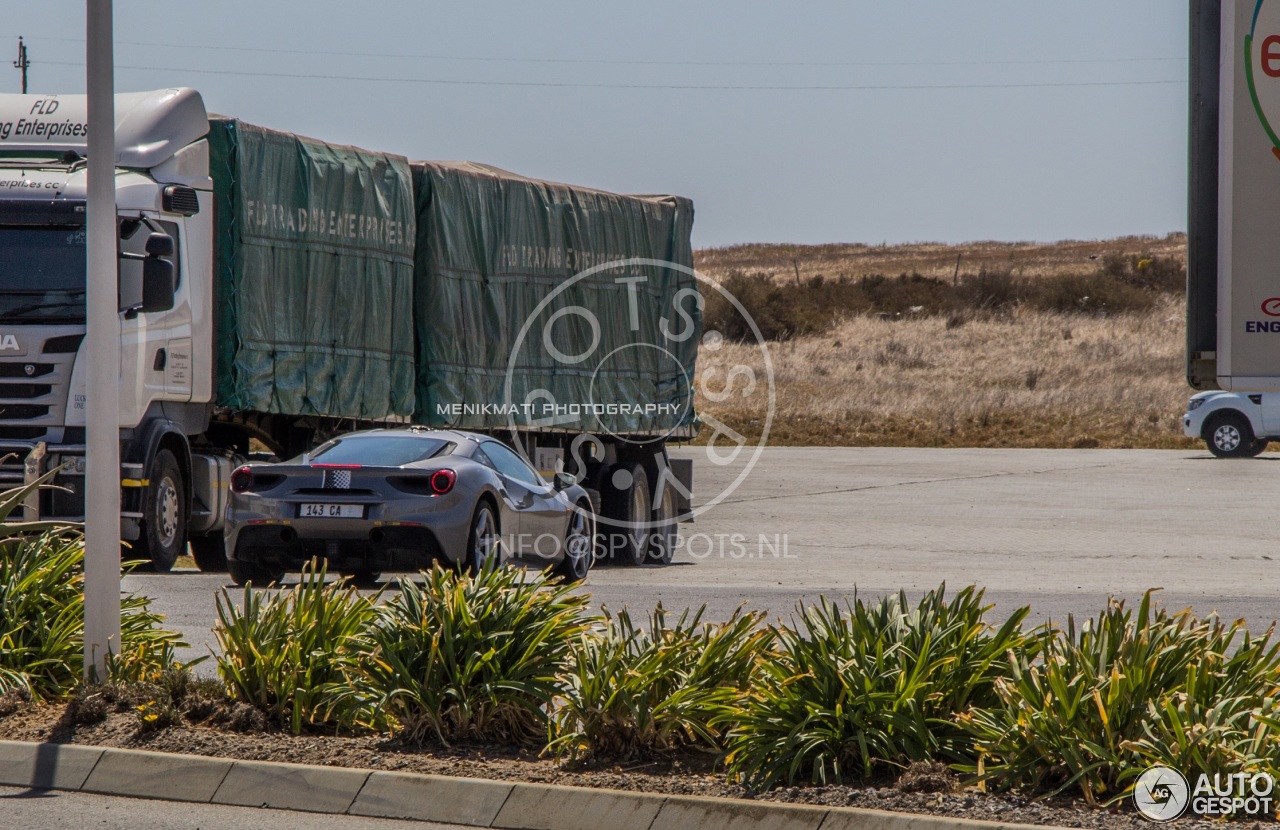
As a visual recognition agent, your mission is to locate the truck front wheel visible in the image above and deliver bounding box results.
[1204,412,1257,459]
[142,449,187,571]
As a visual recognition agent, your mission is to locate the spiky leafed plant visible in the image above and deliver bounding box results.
[723,584,1032,790]
[337,563,591,746]
[959,591,1280,803]
[0,472,188,699]
[549,604,772,759]
[214,559,376,734]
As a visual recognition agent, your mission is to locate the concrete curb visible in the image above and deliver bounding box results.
[0,740,1071,830]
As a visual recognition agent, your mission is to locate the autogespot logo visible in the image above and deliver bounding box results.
[1133,766,1189,822]
[1133,766,1277,821]
[502,258,775,535]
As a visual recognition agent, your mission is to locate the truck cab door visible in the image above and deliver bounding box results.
[118,216,191,426]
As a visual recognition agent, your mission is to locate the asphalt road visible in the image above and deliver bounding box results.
[122,446,1280,664]
[0,785,470,830]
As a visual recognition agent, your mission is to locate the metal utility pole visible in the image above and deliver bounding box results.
[85,0,121,680]
[13,37,29,93]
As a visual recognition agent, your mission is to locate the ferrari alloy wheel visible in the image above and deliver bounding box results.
[467,502,500,575]
[558,507,593,582]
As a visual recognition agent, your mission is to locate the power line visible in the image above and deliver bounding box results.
[33,35,1183,69]
[41,60,1186,91]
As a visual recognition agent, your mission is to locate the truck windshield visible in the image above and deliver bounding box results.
[0,226,86,322]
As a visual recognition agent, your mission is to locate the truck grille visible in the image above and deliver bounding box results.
[0,363,53,377]
[0,331,80,444]
[0,404,49,420]
[0,383,52,399]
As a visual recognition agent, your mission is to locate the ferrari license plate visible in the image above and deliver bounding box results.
[299,503,364,519]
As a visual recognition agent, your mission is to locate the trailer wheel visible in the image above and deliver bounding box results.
[189,533,227,572]
[1204,412,1256,458]
[141,449,187,572]
[601,461,650,566]
[647,482,678,565]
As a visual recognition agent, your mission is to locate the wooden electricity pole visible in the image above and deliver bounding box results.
[13,37,29,93]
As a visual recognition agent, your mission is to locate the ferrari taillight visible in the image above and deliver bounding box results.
[430,469,456,495]
[230,466,254,493]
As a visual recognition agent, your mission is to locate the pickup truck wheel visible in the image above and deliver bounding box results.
[601,461,650,566]
[189,534,228,572]
[1204,412,1256,458]
[227,559,286,588]
[141,449,186,572]
[1250,439,1270,457]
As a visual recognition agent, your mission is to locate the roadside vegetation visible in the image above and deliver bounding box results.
[0,478,190,702]
[5,523,1278,811]
[693,234,1196,449]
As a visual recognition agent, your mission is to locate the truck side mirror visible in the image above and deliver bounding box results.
[144,231,175,258]
[136,232,176,314]
[141,257,175,313]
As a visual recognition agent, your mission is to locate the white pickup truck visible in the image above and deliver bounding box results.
[1183,391,1278,457]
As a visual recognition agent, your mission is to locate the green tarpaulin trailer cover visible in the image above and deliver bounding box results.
[411,161,699,437]
[208,116,417,420]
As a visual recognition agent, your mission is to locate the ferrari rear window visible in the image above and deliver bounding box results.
[308,434,451,467]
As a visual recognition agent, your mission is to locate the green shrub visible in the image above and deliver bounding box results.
[214,560,374,733]
[339,564,590,746]
[0,524,188,700]
[549,604,771,760]
[723,585,1032,789]
[959,591,1280,803]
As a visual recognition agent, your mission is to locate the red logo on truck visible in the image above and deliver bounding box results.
[1263,297,1280,316]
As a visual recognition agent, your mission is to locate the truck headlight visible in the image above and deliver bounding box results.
[1188,398,1206,411]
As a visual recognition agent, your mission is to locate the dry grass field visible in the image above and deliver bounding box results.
[696,233,1187,283]
[690,236,1198,449]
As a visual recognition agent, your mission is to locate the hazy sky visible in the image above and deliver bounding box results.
[5,1,1188,248]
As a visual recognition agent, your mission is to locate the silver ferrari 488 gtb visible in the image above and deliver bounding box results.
[223,428,595,586]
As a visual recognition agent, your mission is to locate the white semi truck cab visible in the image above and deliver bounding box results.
[0,88,225,569]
